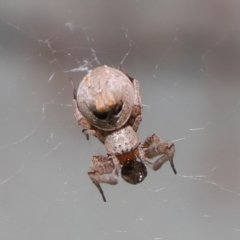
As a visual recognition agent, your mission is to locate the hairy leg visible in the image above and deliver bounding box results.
[140,134,176,174]
[88,155,120,202]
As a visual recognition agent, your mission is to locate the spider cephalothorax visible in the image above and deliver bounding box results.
[71,65,176,202]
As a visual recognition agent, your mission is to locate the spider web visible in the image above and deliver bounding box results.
[0,0,240,239]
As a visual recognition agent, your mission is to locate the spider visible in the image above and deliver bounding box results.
[71,65,176,202]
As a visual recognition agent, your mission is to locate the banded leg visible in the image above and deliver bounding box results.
[141,134,176,174]
[82,129,105,143]
[88,155,120,202]
[131,79,142,132]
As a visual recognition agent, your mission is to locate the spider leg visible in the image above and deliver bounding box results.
[69,78,77,100]
[93,181,106,202]
[88,155,120,202]
[140,134,176,174]
[142,134,162,148]
[131,79,142,132]
[82,129,105,143]
[119,65,134,82]
[121,78,142,132]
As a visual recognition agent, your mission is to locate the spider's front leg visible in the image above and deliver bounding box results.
[140,134,177,174]
[131,79,142,132]
[88,155,120,202]
[123,78,142,132]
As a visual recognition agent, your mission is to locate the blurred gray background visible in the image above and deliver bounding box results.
[0,0,240,239]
